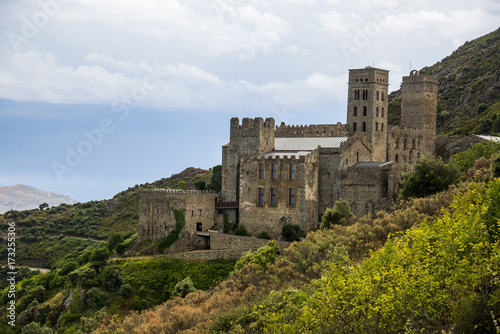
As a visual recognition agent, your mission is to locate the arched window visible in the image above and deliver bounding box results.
[353,122,357,132]
[362,122,366,132]
[396,138,400,149]
[376,107,379,117]
[376,91,380,101]
[376,122,379,131]
[356,151,359,162]
[381,108,385,117]
[353,106,358,116]
[363,106,367,116]
[381,91,385,101]
[395,154,399,163]
[354,90,359,100]
[404,138,407,149]
[381,123,384,131]
[412,139,416,149]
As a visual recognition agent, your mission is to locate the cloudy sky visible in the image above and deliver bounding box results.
[0,0,499,202]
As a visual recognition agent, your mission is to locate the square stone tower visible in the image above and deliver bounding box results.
[346,67,389,161]
[401,70,438,157]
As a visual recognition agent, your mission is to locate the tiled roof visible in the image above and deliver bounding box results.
[274,137,348,151]
[352,162,393,167]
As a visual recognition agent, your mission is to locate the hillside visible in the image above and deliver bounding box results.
[0,167,213,266]
[388,27,500,136]
[0,184,77,214]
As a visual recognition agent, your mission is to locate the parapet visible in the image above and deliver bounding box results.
[230,117,276,138]
[275,122,348,137]
[402,70,438,84]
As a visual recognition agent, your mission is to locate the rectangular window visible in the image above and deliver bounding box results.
[206,209,209,217]
[289,188,295,206]
[258,188,264,206]
[258,163,264,179]
[191,210,194,217]
[270,188,277,206]
[198,209,202,216]
[271,163,277,180]
[289,164,295,180]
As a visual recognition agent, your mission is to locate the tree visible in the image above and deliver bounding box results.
[194,180,206,190]
[22,322,53,334]
[234,224,249,236]
[399,157,460,200]
[206,165,222,192]
[89,247,110,269]
[107,232,123,252]
[178,181,185,190]
[39,203,49,210]
[234,240,279,271]
[320,200,354,229]
[282,224,306,242]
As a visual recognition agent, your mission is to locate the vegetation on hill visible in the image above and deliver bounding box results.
[388,27,500,136]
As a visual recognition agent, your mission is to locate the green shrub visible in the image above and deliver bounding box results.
[158,208,185,253]
[320,199,354,229]
[86,288,109,309]
[234,240,279,271]
[107,232,123,252]
[234,224,249,236]
[103,267,123,292]
[172,276,197,298]
[119,284,133,299]
[282,224,306,242]
[258,231,271,239]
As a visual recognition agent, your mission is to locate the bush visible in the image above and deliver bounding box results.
[282,224,306,242]
[158,208,185,253]
[22,322,54,334]
[172,276,197,298]
[107,232,123,252]
[320,199,354,229]
[119,284,133,299]
[399,157,460,200]
[234,240,279,271]
[234,224,249,236]
[258,231,271,239]
[86,288,109,309]
[89,247,110,268]
[103,267,123,292]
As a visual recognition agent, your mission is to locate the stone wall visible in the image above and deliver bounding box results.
[318,148,343,217]
[210,233,290,251]
[138,189,218,242]
[387,125,424,168]
[342,163,393,217]
[238,149,320,238]
[275,122,348,137]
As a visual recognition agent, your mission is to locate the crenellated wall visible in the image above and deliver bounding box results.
[275,122,348,137]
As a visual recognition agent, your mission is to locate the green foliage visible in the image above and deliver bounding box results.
[38,203,49,211]
[80,307,107,333]
[206,165,222,192]
[256,180,500,333]
[107,232,124,252]
[194,180,206,190]
[22,322,54,334]
[86,287,109,309]
[234,240,279,271]
[102,267,123,292]
[320,199,354,229]
[234,224,249,236]
[453,140,500,172]
[178,181,185,190]
[119,283,133,299]
[399,157,460,200]
[172,276,197,298]
[281,224,306,242]
[258,231,271,239]
[89,247,111,268]
[158,208,185,253]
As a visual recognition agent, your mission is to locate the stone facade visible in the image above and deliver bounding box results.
[139,67,449,250]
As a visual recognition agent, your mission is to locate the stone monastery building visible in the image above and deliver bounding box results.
[138,67,438,241]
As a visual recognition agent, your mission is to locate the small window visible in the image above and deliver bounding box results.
[412,139,416,149]
[396,138,400,149]
[381,91,385,101]
[270,188,277,206]
[258,163,264,179]
[404,138,408,150]
[376,91,380,101]
[271,163,277,180]
[196,223,202,232]
[198,209,202,216]
[381,108,385,117]
[381,123,384,131]
[356,151,359,162]
[191,210,194,217]
[353,122,357,132]
[362,122,366,132]
[258,188,264,206]
[376,122,379,131]
[206,209,209,217]
[395,154,399,162]
[363,106,367,116]
[289,189,295,207]
[289,164,296,180]
[353,106,358,116]
[376,107,379,117]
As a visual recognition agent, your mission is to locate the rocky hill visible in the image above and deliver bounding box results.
[0,184,77,214]
[388,27,500,136]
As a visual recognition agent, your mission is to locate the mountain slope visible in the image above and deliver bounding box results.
[388,27,500,136]
[0,184,77,214]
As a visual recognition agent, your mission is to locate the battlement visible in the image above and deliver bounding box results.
[141,189,215,195]
[402,70,438,84]
[388,125,423,137]
[243,148,319,164]
[230,117,275,138]
[275,122,348,137]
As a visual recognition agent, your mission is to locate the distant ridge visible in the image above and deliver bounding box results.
[0,184,77,213]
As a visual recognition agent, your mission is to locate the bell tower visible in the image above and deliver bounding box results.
[346,67,389,161]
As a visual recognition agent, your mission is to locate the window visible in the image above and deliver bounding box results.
[381,91,385,101]
[191,210,194,217]
[356,151,359,162]
[353,106,358,116]
[396,138,400,149]
[353,122,357,132]
[376,122,379,131]
[362,122,366,132]
[363,106,367,116]
[376,91,380,101]
[395,154,399,163]
[206,209,209,217]
[354,90,360,100]
[198,209,202,216]
[258,188,264,206]
[196,223,202,232]
[376,107,379,117]
[381,108,385,117]
[289,164,295,180]
[289,189,295,206]
[271,163,277,180]
[412,139,416,149]
[381,123,384,131]
[404,138,407,149]
[270,188,277,206]
[258,163,264,179]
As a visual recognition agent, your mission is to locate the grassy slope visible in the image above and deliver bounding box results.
[388,27,500,136]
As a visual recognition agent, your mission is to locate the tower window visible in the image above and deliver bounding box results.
[395,154,399,162]
[363,106,367,116]
[271,163,277,180]
[353,122,357,132]
[353,106,358,116]
[289,164,296,180]
[376,107,379,117]
[376,91,380,101]
[362,122,366,132]
[396,138,400,149]
[412,139,416,149]
[354,90,360,100]
[258,188,264,206]
[289,189,295,206]
[356,151,359,162]
[381,108,385,117]
[258,163,264,179]
[404,138,407,150]
[381,91,385,101]
[270,188,277,206]
[381,123,384,131]
[376,122,379,131]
